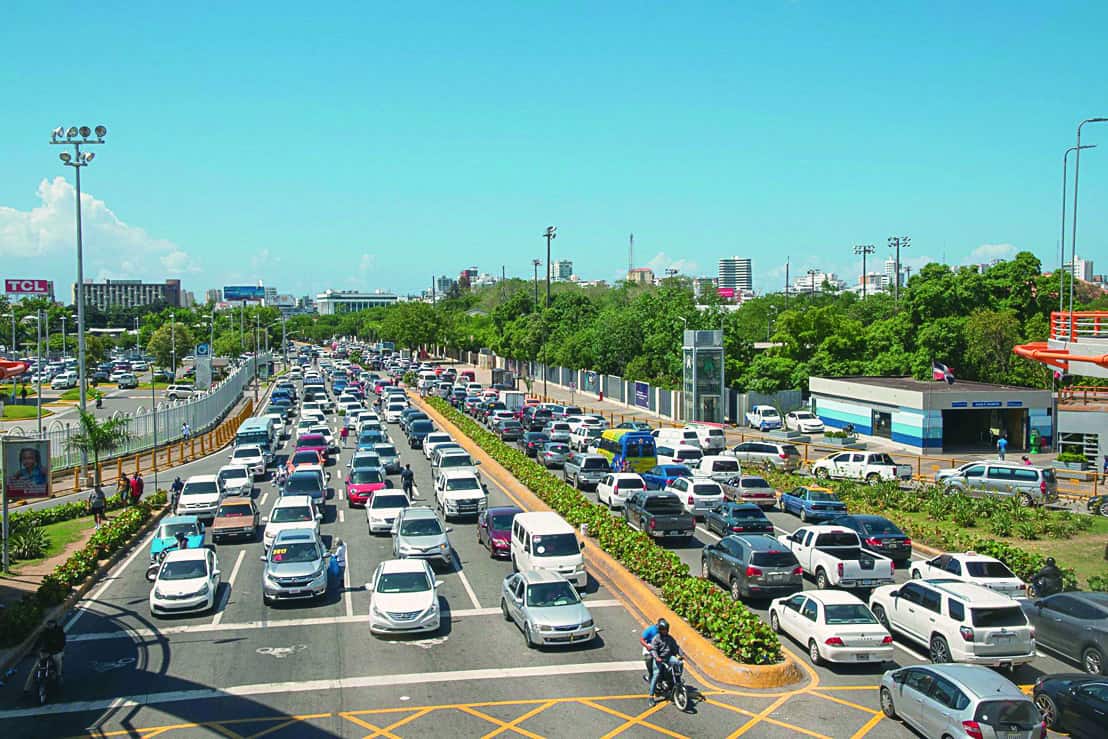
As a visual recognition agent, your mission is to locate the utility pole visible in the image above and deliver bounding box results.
[531,259,541,307]
[629,233,634,273]
[887,236,910,306]
[853,244,875,298]
[784,257,790,310]
[543,226,557,307]
[431,275,436,306]
[36,311,43,437]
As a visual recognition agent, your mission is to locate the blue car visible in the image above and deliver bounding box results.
[778,486,847,522]
[150,516,205,561]
[642,464,694,490]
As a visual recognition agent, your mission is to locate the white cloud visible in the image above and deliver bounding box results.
[965,243,1017,264]
[645,251,699,276]
[0,176,198,278]
[345,253,377,286]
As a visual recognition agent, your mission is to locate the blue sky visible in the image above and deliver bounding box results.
[2,2,1106,299]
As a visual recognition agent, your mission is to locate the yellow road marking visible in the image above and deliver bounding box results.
[706,697,831,739]
[594,699,677,739]
[483,700,556,739]
[456,705,545,739]
[338,712,402,739]
[812,685,880,691]
[850,712,887,739]
[725,694,789,739]
[808,689,880,714]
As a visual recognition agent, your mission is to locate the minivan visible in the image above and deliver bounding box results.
[654,428,702,450]
[510,511,586,588]
[938,462,1057,506]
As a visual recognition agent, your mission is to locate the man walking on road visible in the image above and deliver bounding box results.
[117,472,131,505]
[401,464,415,499]
[88,487,107,528]
[997,435,1008,460]
[340,425,349,447]
[182,422,191,440]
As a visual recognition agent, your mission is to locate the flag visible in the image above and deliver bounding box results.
[932,360,955,384]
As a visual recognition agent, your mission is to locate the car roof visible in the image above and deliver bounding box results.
[517,568,573,585]
[186,474,219,483]
[440,469,479,479]
[802,590,865,606]
[379,558,429,574]
[400,506,438,520]
[729,533,784,550]
[514,511,573,532]
[273,495,313,507]
[220,496,253,505]
[726,503,764,512]
[273,528,318,543]
[219,464,250,474]
[948,552,1002,563]
[486,505,523,515]
[921,579,1022,604]
[911,664,1029,699]
[162,548,208,563]
[612,472,643,479]
[162,515,199,526]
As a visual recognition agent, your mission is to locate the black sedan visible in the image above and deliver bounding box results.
[1034,673,1108,736]
[517,432,550,457]
[704,502,774,536]
[825,514,912,564]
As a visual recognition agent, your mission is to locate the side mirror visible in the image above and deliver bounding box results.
[579,540,586,550]
[315,513,323,521]
[434,580,444,588]
[213,569,222,578]
[199,523,205,533]
[474,460,481,465]
[261,517,269,525]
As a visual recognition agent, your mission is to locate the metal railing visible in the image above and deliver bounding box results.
[1050,311,1108,341]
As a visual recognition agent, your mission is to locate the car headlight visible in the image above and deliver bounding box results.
[195,583,210,597]
[439,543,449,550]
[153,588,165,599]
[581,619,594,628]
[539,624,555,632]
[371,604,384,617]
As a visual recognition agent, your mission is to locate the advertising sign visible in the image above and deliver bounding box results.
[635,381,650,409]
[194,343,212,391]
[5,279,51,295]
[223,285,266,301]
[3,437,50,499]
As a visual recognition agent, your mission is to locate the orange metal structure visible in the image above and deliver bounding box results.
[0,359,29,379]
[1012,311,1108,370]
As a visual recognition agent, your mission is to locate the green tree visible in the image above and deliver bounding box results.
[68,410,132,491]
[146,321,195,372]
[963,309,1022,384]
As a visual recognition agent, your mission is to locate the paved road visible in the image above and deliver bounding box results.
[0,380,1065,738]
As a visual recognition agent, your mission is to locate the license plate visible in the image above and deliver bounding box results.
[768,574,787,583]
[999,733,1022,739]
[666,531,681,536]
[856,654,869,661]
[860,580,876,587]
[993,634,1013,643]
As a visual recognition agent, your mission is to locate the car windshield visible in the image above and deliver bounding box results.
[233,448,259,459]
[861,518,902,535]
[616,479,644,489]
[446,477,481,491]
[221,468,249,481]
[269,542,320,563]
[974,700,1040,729]
[376,446,397,457]
[794,412,816,420]
[350,469,384,484]
[400,518,443,536]
[545,444,570,454]
[410,421,434,432]
[217,503,252,518]
[808,491,838,502]
[376,571,430,594]
[676,450,702,461]
[532,533,580,557]
[970,607,1027,628]
[371,495,410,510]
[489,513,516,530]
[159,560,208,580]
[823,604,878,625]
[286,475,322,493]
[298,435,325,446]
[182,481,218,495]
[870,454,895,465]
[526,581,580,607]
[292,452,319,465]
[965,561,1016,578]
[582,458,608,470]
[692,483,721,495]
[441,455,474,467]
[732,509,768,521]
[271,506,313,523]
[352,455,380,468]
[710,459,739,471]
[158,522,199,538]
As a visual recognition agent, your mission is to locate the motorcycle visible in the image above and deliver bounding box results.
[1027,575,1062,599]
[31,649,59,705]
[651,656,690,710]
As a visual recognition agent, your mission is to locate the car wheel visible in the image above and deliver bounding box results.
[1018,493,1034,507]
[769,610,781,633]
[1034,694,1058,729]
[1083,646,1105,675]
[929,635,951,663]
[1100,502,1108,518]
[879,687,897,719]
[730,578,741,601]
[808,640,823,666]
[866,474,880,485]
[814,468,829,480]
[815,569,829,590]
[800,509,808,522]
[500,598,512,622]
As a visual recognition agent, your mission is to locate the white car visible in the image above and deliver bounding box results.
[596,473,646,510]
[784,411,825,434]
[262,495,322,550]
[366,491,412,534]
[149,548,221,617]
[768,590,893,666]
[908,552,1026,599]
[175,474,225,519]
[217,464,255,498]
[368,559,442,635]
[228,444,267,479]
[384,403,407,423]
[664,477,725,518]
[422,432,454,460]
[566,415,607,434]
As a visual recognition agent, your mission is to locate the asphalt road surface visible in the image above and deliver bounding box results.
[0,386,1069,738]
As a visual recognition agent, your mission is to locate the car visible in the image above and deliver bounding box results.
[109,368,130,383]
[779,485,846,522]
[422,432,454,460]
[784,410,825,434]
[434,469,488,520]
[117,373,139,389]
[881,664,1046,739]
[541,421,573,444]
[827,514,913,565]
[1033,673,1108,734]
[769,591,893,665]
[518,431,551,457]
[909,552,1026,598]
[345,467,390,507]
[373,443,401,474]
[149,516,205,561]
[568,425,603,452]
[262,495,322,550]
[368,558,442,635]
[391,506,453,567]
[500,570,597,648]
[228,444,267,479]
[721,475,778,509]
[641,464,694,491]
[664,477,725,518]
[211,497,259,543]
[812,452,913,485]
[616,421,653,432]
[286,449,325,475]
[728,441,802,471]
[175,474,225,520]
[149,548,221,616]
[308,424,339,453]
[562,451,610,490]
[261,528,329,605]
[282,466,329,511]
[493,418,524,442]
[655,443,703,469]
[217,464,255,498]
[366,491,411,534]
[870,579,1037,667]
[294,433,330,465]
[477,506,521,559]
[701,533,802,601]
[1021,592,1108,675]
[165,384,195,401]
[595,472,646,509]
[406,419,436,448]
[90,369,111,384]
[704,502,774,536]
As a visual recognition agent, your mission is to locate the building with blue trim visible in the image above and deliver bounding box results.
[809,376,1052,453]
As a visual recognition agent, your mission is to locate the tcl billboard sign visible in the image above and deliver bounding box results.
[5,279,51,295]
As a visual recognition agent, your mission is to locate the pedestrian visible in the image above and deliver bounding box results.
[997,435,1008,460]
[182,422,191,440]
[117,472,131,505]
[329,538,347,589]
[88,486,107,528]
[130,472,144,506]
[20,384,28,404]
[401,464,415,498]
[340,425,349,447]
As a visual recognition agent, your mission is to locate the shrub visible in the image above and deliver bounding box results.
[1088,574,1108,592]
[1055,451,1088,464]
[10,527,48,560]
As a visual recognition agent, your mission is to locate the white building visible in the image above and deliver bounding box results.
[552,260,574,281]
[315,289,399,315]
[718,257,753,291]
[792,271,846,293]
[1068,256,1095,282]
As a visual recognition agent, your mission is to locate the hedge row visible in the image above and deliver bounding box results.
[10,493,136,537]
[0,491,167,648]
[427,398,783,665]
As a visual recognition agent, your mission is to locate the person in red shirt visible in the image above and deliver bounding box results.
[130,472,144,505]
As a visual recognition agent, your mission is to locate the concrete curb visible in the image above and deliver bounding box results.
[415,395,806,690]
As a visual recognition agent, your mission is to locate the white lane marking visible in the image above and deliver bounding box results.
[66,529,155,633]
[338,509,345,523]
[67,601,627,643]
[259,492,269,508]
[696,526,720,541]
[0,660,645,719]
[256,645,308,659]
[455,566,482,610]
[337,487,345,501]
[344,553,354,618]
[212,549,246,626]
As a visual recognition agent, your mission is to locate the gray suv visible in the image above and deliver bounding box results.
[939,462,1057,506]
[729,441,802,471]
[700,533,802,601]
[1021,592,1108,675]
[391,506,453,567]
[261,528,329,605]
[562,452,610,490]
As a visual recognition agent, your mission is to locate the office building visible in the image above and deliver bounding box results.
[552,260,574,281]
[627,267,655,285]
[315,289,399,315]
[263,286,278,305]
[204,288,222,304]
[435,275,457,296]
[793,271,846,293]
[181,290,196,308]
[1068,256,1095,282]
[718,257,753,291]
[75,279,182,310]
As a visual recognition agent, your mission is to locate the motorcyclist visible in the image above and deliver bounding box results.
[1033,557,1063,596]
[23,619,66,696]
[639,618,666,684]
[169,477,184,511]
[647,620,681,705]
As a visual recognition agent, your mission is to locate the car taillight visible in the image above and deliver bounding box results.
[1040,480,1047,493]
[961,721,984,739]
[824,637,844,647]
[648,519,656,530]
[688,496,695,505]
[903,539,912,547]
[837,562,844,577]
[959,626,974,642]
[792,566,803,576]
[731,525,745,532]
[665,478,674,485]
[881,635,893,644]
[864,537,881,547]
[745,566,762,577]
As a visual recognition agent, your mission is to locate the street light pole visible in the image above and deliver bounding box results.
[887,236,911,305]
[807,269,819,296]
[532,259,541,307]
[543,226,557,308]
[1069,118,1108,322]
[60,315,67,361]
[1058,145,1096,316]
[36,311,43,437]
[853,244,875,298]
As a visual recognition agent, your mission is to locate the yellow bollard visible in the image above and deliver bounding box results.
[116,457,123,480]
[73,468,80,491]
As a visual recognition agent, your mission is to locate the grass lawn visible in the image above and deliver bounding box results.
[60,387,104,401]
[137,381,170,390]
[11,515,96,571]
[2,405,53,420]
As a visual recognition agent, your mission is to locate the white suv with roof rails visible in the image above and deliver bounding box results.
[869,579,1036,667]
[908,553,1026,599]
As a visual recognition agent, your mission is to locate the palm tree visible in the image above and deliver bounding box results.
[68,410,132,491]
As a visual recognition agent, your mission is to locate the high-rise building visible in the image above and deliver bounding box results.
[204,288,222,304]
[552,260,574,281]
[718,257,753,291]
[1068,256,1095,282]
[263,286,278,305]
[792,271,846,293]
[435,275,457,295]
[74,279,182,310]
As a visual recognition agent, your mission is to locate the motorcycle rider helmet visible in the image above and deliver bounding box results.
[1045,557,1056,567]
[657,618,669,633]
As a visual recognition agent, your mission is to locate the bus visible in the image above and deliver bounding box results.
[596,430,657,473]
[235,417,276,457]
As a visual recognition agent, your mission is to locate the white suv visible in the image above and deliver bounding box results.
[869,579,1035,668]
[175,474,225,519]
[262,495,322,550]
[165,384,195,401]
[908,553,1026,599]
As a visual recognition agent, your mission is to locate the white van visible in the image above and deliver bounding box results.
[695,455,741,483]
[656,443,703,469]
[653,427,702,450]
[685,425,726,453]
[510,511,586,588]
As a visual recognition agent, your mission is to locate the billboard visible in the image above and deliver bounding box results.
[5,279,52,295]
[635,381,650,409]
[223,285,266,301]
[194,342,212,391]
[3,437,50,499]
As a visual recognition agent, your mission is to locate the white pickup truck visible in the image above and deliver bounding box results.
[745,405,783,431]
[811,452,913,484]
[777,525,896,590]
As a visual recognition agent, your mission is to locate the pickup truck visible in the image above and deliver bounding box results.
[776,525,895,590]
[745,405,782,431]
[622,492,695,544]
[811,452,913,484]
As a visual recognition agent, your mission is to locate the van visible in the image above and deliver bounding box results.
[695,455,741,483]
[656,443,703,469]
[510,511,586,588]
[685,424,726,453]
[653,428,702,450]
[939,462,1058,506]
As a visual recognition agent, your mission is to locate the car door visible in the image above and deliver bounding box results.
[722,538,745,584]
[778,593,808,641]
[893,583,928,640]
[1067,683,1108,737]
[921,675,965,738]
[797,597,819,644]
[506,576,526,625]
[896,668,935,731]
[828,453,851,478]
[920,554,948,579]
[1036,595,1097,657]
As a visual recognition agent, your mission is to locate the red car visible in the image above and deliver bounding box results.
[476,505,522,559]
[295,433,330,465]
[286,449,324,475]
[345,468,389,507]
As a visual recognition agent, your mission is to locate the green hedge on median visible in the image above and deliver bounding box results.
[427,398,783,666]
